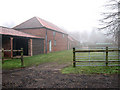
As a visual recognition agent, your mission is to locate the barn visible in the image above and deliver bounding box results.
[0,26,44,57]
[13,17,68,53]
[68,36,80,49]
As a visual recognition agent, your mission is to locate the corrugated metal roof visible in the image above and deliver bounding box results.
[13,17,67,34]
[0,26,44,39]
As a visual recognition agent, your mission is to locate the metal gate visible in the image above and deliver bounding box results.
[73,47,120,67]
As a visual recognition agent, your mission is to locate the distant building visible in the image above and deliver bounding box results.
[68,36,80,49]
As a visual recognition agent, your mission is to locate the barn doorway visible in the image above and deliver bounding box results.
[49,40,52,52]
[13,37,29,56]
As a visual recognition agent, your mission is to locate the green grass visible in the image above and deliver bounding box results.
[61,66,120,74]
[2,50,73,69]
[2,49,120,74]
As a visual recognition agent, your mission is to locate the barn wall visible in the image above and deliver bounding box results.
[32,39,44,55]
[47,30,68,53]
[20,28,46,37]
[20,28,46,53]
[18,28,68,53]
[68,40,73,49]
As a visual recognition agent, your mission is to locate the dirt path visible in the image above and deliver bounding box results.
[2,62,119,88]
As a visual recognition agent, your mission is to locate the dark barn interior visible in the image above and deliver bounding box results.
[13,37,29,56]
[2,35,11,57]
[2,35,29,57]
[2,35,44,57]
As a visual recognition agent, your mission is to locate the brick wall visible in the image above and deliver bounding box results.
[19,28,68,53]
[68,39,80,49]
[20,28,46,37]
[32,38,44,55]
[51,30,68,52]
[20,28,46,53]
[68,39,73,49]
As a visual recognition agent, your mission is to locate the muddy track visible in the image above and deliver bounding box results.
[2,62,119,88]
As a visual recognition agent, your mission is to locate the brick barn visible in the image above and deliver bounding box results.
[13,17,68,53]
[0,26,44,57]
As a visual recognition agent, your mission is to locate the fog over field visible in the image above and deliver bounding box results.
[0,0,116,44]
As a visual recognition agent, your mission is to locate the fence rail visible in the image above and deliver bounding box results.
[2,48,24,67]
[73,47,120,67]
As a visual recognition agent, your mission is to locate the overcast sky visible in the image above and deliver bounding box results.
[0,0,107,33]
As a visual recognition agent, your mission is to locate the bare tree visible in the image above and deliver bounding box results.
[99,0,120,44]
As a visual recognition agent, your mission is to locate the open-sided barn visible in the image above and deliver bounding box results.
[0,26,44,57]
[13,17,68,53]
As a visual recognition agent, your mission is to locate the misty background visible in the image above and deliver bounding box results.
[0,0,117,46]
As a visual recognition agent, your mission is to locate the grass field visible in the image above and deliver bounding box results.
[61,66,120,74]
[2,49,120,74]
[2,50,72,69]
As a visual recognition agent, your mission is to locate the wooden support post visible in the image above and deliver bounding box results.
[118,47,120,61]
[21,48,24,67]
[2,48,4,64]
[28,39,32,56]
[73,47,76,67]
[106,47,108,66]
[10,37,13,58]
[30,39,32,56]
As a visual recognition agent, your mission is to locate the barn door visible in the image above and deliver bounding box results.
[49,40,52,52]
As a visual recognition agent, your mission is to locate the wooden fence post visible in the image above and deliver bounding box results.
[21,48,24,67]
[73,47,76,67]
[106,47,108,66]
[2,48,4,64]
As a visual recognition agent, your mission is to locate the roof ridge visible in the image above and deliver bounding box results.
[36,17,67,34]
[35,17,45,27]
